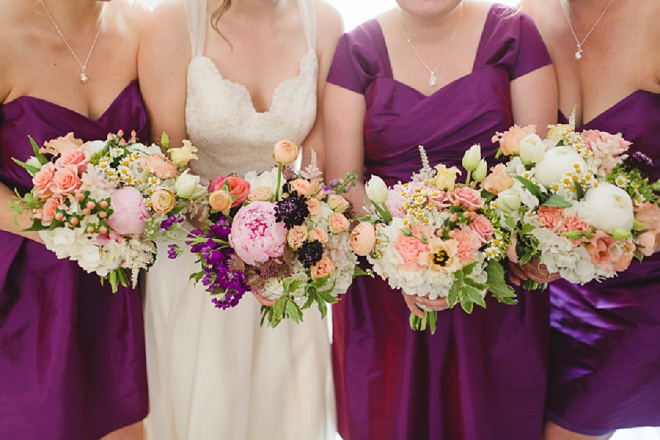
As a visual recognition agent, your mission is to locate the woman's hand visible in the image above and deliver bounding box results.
[508,258,560,287]
[402,292,449,318]
[251,291,276,307]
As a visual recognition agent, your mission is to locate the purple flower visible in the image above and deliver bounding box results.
[298,240,323,268]
[274,193,309,228]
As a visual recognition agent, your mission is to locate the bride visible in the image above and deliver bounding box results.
[138,0,342,438]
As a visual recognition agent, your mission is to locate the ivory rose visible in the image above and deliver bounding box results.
[577,182,634,233]
[247,186,273,202]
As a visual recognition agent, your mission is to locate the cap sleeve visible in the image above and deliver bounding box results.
[477,5,551,81]
[327,20,386,95]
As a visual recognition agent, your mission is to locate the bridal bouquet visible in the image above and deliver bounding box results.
[11,131,205,292]
[172,140,359,327]
[350,146,516,333]
[489,118,660,289]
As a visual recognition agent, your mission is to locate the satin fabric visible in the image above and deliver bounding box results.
[328,5,553,439]
[547,91,660,435]
[0,80,149,440]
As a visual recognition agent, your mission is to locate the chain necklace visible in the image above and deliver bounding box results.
[560,0,615,60]
[40,0,103,83]
[397,3,464,88]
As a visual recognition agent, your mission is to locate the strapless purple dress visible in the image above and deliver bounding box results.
[546,91,660,435]
[328,5,553,439]
[0,80,149,440]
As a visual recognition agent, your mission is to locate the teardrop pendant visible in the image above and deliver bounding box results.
[80,72,89,83]
[429,72,437,87]
[574,50,582,60]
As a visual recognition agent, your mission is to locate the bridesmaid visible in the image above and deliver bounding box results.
[324,1,557,439]
[522,1,660,439]
[0,1,149,439]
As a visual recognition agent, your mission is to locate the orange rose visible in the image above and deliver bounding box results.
[311,256,335,280]
[209,190,232,212]
[209,176,250,207]
[151,187,177,214]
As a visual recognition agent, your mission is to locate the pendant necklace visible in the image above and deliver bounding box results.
[40,0,103,83]
[560,0,615,60]
[398,3,464,88]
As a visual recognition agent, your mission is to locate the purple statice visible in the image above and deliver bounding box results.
[160,214,185,231]
[297,240,323,268]
[274,192,309,228]
[628,151,659,182]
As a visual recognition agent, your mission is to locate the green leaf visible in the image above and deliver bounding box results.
[427,311,437,335]
[353,266,370,277]
[272,295,287,323]
[317,300,328,319]
[516,176,543,201]
[108,270,119,294]
[286,299,303,324]
[464,285,487,309]
[542,194,572,208]
[575,181,584,200]
[485,261,518,305]
[282,277,303,295]
[28,136,48,165]
[521,223,536,235]
[447,280,460,309]
[11,158,41,176]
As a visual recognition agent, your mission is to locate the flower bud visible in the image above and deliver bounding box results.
[473,159,488,182]
[365,175,389,204]
[462,144,482,172]
[272,140,299,164]
[496,190,521,213]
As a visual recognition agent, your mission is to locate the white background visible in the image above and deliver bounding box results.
[140,0,659,438]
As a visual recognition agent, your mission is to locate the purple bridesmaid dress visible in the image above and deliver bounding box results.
[0,80,149,440]
[328,5,553,439]
[546,91,660,435]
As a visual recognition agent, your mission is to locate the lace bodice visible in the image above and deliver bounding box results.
[184,0,318,181]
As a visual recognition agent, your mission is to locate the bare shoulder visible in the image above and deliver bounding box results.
[314,0,343,52]
[140,0,190,55]
[0,1,26,102]
[643,1,660,88]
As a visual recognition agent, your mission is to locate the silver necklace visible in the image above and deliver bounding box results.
[40,0,103,83]
[398,4,463,88]
[560,0,615,60]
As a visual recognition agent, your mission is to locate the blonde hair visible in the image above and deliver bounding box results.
[211,0,232,47]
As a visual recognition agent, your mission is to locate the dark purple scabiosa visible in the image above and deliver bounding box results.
[274,192,309,228]
[298,240,323,268]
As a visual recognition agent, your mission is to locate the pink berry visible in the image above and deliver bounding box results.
[98,211,107,218]
[99,226,108,235]
[86,201,96,209]
[99,201,108,208]
[70,217,79,226]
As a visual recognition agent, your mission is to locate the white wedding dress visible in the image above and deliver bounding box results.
[144,0,335,438]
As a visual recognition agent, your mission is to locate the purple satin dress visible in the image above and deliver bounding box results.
[328,6,553,439]
[0,80,149,440]
[546,91,660,435]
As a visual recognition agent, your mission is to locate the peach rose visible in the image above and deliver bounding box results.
[306,198,323,217]
[491,124,536,156]
[394,232,430,272]
[481,163,514,195]
[311,256,336,280]
[538,206,565,230]
[40,132,83,155]
[327,194,350,213]
[32,163,56,199]
[328,212,350,234]
[469,214,494,243]
[272,140,299,164]
[41,197,63,226]
[287,225,308,250]
[289,178,312,198]
[209,190,232,212]
[51,168,82,195]
[55,147,90,173]
[247,186,273,202]
[350,222,376,256]
[309,227,329,244]
[209,176,250,207]
[449,187,484,211]
[151,187,177,214]
[309,179,324,199]
[141,154,179,179]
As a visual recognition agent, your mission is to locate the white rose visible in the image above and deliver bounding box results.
[43,228,76,247]
[174,170,205,199]
[519,134,546,164]
[577,182,634,232]
[496,189,522,213]
[534,146,587,188]
[365,175,389,204]
[79,243,101,269]
[85,140,107,155]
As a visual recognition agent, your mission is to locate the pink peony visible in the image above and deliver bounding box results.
[469,214,494,243]
[538,206,565,230]
[107,187,149,235]
[51,167,82,195]
[449,187,484,211]
[140,154,179,179]
[229,201,287,265]
[55,147,90,173]
[32,162,56,199]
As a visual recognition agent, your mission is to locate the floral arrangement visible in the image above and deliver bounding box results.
[11,131,205,292]
[170,140,359,327]
[489,116,660,288]
[350,145,516,333]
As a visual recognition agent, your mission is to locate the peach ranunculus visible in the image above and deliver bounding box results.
[350,222,376,256]
[141,154,179,179]
[583,230,617,271]
[491,124,536,156]
[418,238,462,274]
[151,187,177,214]
[41,197,63,226]
[328,212,350,234]
[51,167,82,195]
[209,175,251,207]
[327,194,350,213]
[394,228,431,272]
[449,187,484,211]
[272,140,299,164]
[481,163,514,195]
[289,178,313,198]
[537,206,565,230]
[32,162,56,199]
[311,256,336,280]
[55,147,90,173]
[469,214,494,243]
[40,132,84,155]
[247,186,273,203]
[209,190,232,212]
[309,227,329,244]
[287,225,308,250]
[306,198,323,217]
